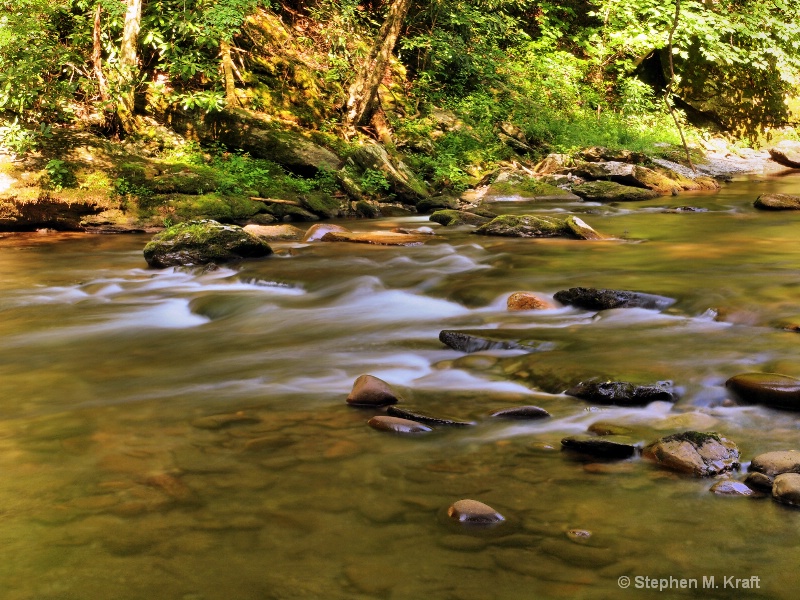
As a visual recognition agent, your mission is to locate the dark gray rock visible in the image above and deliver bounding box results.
[346,374,400,407]
[143,220,273,268]
[566,380,677,406]
[439,330,555,354]
[554,287,676,311]
[725,373,800,411]
[643,431,740,477]
[490,406,551,420]
[561,435,638,459]
[387,406,475,427]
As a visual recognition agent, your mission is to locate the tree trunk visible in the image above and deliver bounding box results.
[117,0,143,134]
[344,0,412,130]
[92,3,109,103]
[220,39,240,108]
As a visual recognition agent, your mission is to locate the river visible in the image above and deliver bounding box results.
[0,172,799,599]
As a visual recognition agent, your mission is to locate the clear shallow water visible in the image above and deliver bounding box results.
[1,173,800,599]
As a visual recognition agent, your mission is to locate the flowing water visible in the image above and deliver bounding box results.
[1,173,800,599]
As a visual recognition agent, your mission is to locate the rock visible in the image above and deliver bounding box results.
[642,431,740,477]
[484,170,577,200]
[439,330,555,353]
[349,142,429,204]
[301,223,351,242]
[0,195,105,231]
[709,479,762,497]
[367,415,432,434]
[143,220,273,268]
[416,196,459,214]
[474,214,565,238]
[571,180,660,202]
[346,374,400,407]
[507,292,555,311]
[749,450,800,478]
[429,209,491,226]
[563,215,607,240]
[566,380,677,406]
[447,499,505,525]
[561,435,638,459]
[566,529,593,543]
[387,406,475,427]
[571,161,680,193]
[490,406,551,419]
[754,193,800,210]
[744,472,774,492]
[772,473,800,507]
[725,373,800,411]
[587,421,635,436]
[242,223,303,241]
[533,153,574,174]
[553,287,675,311]
[767,147,800,169]
[391,226,435,235]
[320,230,429,246]
[577,147,648,163]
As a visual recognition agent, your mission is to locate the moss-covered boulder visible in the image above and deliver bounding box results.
[571,180,660,202]
[643,431,740,477]
[754,193,800,210]
[474,215,605,240]
[349,142,429,205]
[430,210,491,226]
[143,220,273,267]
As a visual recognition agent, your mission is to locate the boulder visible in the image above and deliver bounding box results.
[349,142,429,205]
[243,223,303,241]
[772,473,800,507]
[533,153,573,174]
[439,330,555,353]
[367,416,432,434]
[571,162,680,194]
[416,196,459,214]
[490,406,551,419]
[744,472,774,492]
[143,220,273,268]
[447,499,505,525]
[561,435,639,459]
[754,193,800,210]
[553,287,675,310]
[387,406,474,427]
[749,450,800,478]
[566,380,677,406]
[709,480,762,497]
[302,223,351,242]
[642,431,740,477]
[474,215,604,240]
[507,292,554,311]
[725,373,800,411]
[346,374,400,407]
[320,231,429,246]
[571,181,660,202]
[429,210,491,227]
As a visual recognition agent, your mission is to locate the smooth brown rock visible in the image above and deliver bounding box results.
[754,193,800,210]
[725,373,800,411]
[749,450,800,478]
[507,292,554,311]
[243,223,303,241]
[367,416,431,434]
[447,499,505,525]
[768,147,800,169]
[744,471,774,492]
[346,374,400,407]
[320,231,429,246]
[643,431,740,477]
[387,405,474,427]
[301,223,351,242]
[772,473,800,507]
[490,406,551,420]
[709,479,762,497]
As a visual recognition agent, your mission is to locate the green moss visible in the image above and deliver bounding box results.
[299,192,341,218]
[167,193,264,222]
[662,431,723,446]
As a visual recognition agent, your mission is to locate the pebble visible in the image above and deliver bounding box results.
[507,291,554,311]
[346,374,401,407]
[447,499,505,525]
[367,416,432,434]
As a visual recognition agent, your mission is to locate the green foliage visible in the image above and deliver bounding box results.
[0,119,47,154]
[44,159,76,190]
[359,169,390,196]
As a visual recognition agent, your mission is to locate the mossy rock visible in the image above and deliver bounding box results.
[299,192,342,218]
[571,180,660,202]
[416,196,459,214]
[473,215,566,237]
[487,178,574,200]
[430,210,491,226]
[143,219,273,268]
[149,193,265,223]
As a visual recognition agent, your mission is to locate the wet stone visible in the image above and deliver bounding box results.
[561,435,638,459]
[566,529,593,543]
[554,287,675,311]
[725,373,800,411]
[439,330,554,353]
[507,291,554,311]
[749,450,800,478]
[642,431,740,477]
[346,374,400,407]
[566,380,677,406]
[367,415,432,434]
[744,471,774,492]
[301,223,351,242]
[190,411,261,430]
[490,406,551,420]
[387,405,475,427]
[709,479,763,497]
[447,499,505,525]
[754,193,800,210]
[772,473,800,507]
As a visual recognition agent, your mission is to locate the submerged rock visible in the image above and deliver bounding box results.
[447,499,505,525]
[506,292,554,311]
[709,479,763,497]
[439,330,555,354]
[387,406,474,427]
[553,287,675,311]
[753,193,800,210]
[643,431,740,477]
[490,406,551,420]
[571,180,660,202]
[367,415,432,434]
[772,473,800,507]
[725,373,800,411]
[346,374,400,407]
[143,220,273,268]
[749,450,800,478]
[561,435,639,459]
[566,380,677,406]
